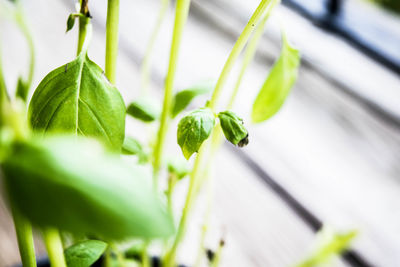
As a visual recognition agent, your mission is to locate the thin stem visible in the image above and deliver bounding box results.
[105,0,120,84]
[208,0,273,111]
[77,0,90,55]
[227,0,279,108]
[141,242,150,267]
[210,239,225,267]
[165,0,274,264]
[141,0,170,94]
[16,5,35,91]
[152,0,191,184]
[167,173,178,217]
[43,228,67,267]
[11,207,37,267]
[163,143,209,267]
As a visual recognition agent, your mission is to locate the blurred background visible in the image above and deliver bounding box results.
[0,0,399,266]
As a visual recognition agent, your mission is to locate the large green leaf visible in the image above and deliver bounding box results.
[171,80,214,118]
[28,53,125,150]
[1,136,174,240]
[64,240,107,267]
[177,108,215,160]
[218,110,249,147]
[252,33,300,123]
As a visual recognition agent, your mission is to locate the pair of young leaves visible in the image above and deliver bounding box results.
[177,32,300,160]
[126,80,214,123]
[178,109,248,160]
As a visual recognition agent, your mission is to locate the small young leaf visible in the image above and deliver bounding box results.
[218,111,249,147]
[66,14,76,33]
[297,227,357,267]
[1,136,174,240]
[167,158,190,180]
[122,137,148,163]
[64,240,107,267]
[252,32,300,123]
[28,53,126,151]
[171,80,214,118]
[15,77,29,101]
[177,108,215,160]
[126,98,160,122]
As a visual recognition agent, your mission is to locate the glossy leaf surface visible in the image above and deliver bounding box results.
[252,33,300,123]
[28,53,125,150]
[64,240,107,267]
[171,80,214,118]
[177,108,215,160]
[218,111,248,147]
[2,136,174,240]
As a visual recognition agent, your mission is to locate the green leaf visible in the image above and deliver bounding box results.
[218,111,249,147]
[167,157,190,180]
[66,14,76,33]
[122,137,148,163]
[1,136,174,240]
[64,240,107,267]
[297,227,357,267]
[28,53,126,151]
[177,108,215,160]
[252,32,300,123]
[171,80,214,118]
[126,98,160,122]
[15,76,29,101]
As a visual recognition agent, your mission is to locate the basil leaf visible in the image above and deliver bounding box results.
[171,80,214,118]
[15,76,29,101]
[126,98,160,122]
[1,136,174,240]
[297,228,357,267]
[122,137,148,163]
[167,158,190,180]
[177,108,215,160]
[28,53,126,151]
[66,14,76,33]
[64,240,107,267]
[252,33,300,123]
[218,111,249,147]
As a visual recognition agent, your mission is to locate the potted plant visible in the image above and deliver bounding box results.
[0,0,357,266]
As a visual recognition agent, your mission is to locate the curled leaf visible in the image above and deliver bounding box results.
[177,108,215,160]
[252,32,300,123]
[1,136,174,240]
[126,98,160,122]
[66,14,76,32]
[15,76,29,101]
[64,240,107,267]
[218,111,249,147]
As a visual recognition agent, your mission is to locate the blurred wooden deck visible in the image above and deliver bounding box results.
[1,0,400,266]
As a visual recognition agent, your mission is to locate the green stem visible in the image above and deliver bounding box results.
[208,0,273,111]
[141,242,150,267]
[105,0,120,84]
[43,228,67,267]
[165,0,274,264]
[152,0,191,184]
[227,0,279,108]
[167,173,178,217]
[16,6,35,91]
[77,0,90,55]
[141,0,170,94]
[211,239,225,267]
[11,207,37,267]
[163,143,209,267]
